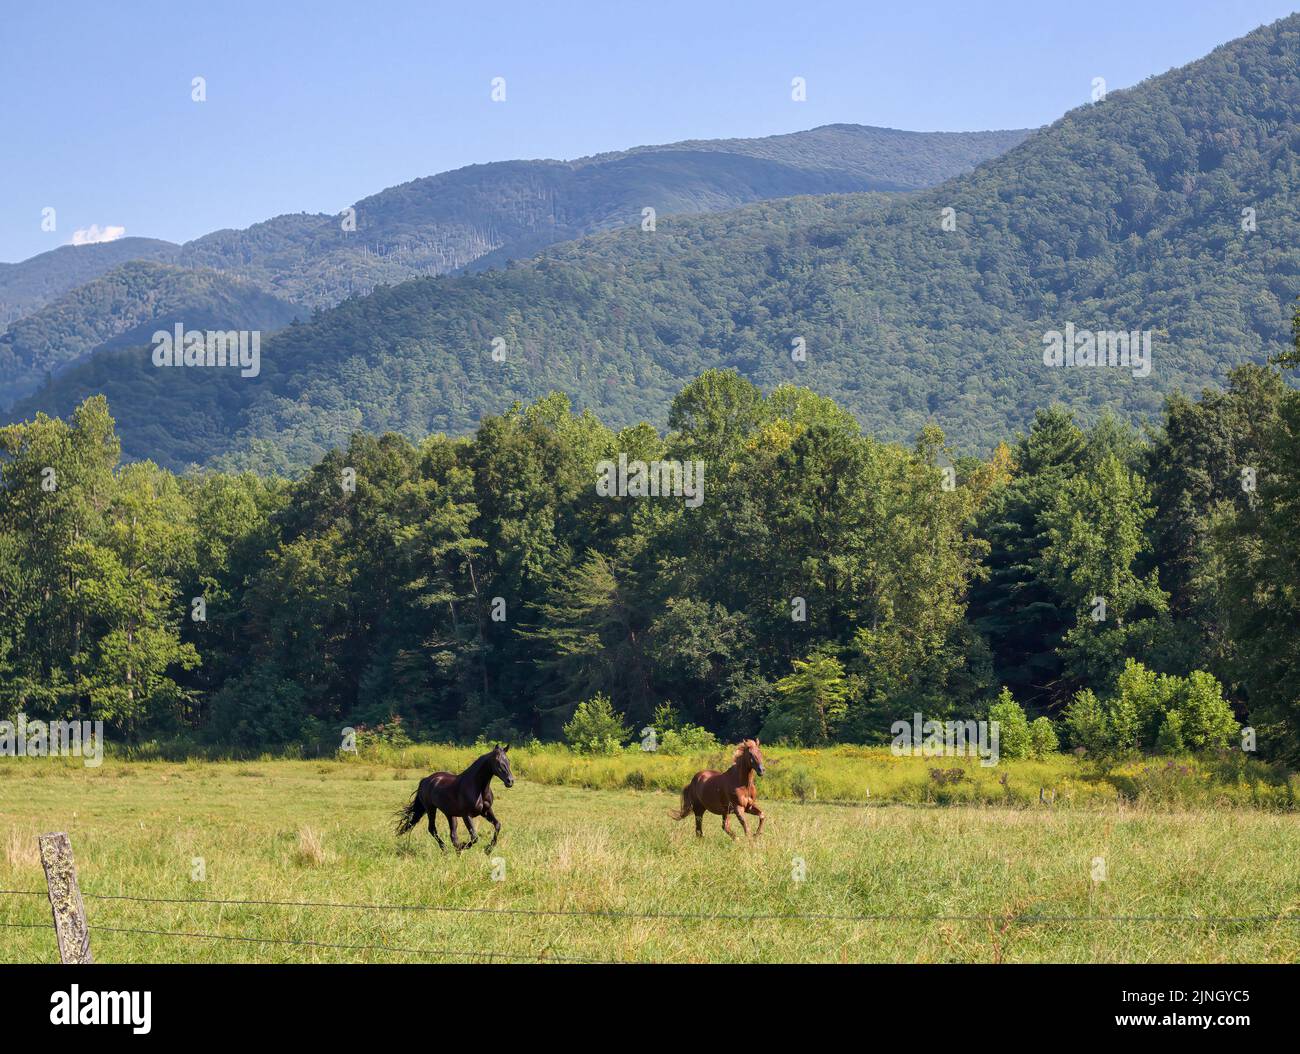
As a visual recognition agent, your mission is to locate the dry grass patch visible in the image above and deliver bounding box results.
[293,825,331,867]
[4,826,39,871]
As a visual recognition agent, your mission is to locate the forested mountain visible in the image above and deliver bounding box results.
[339,125,1034,281]
[0,262,301,407]
[174,124,1031,303]
[0,124,1027,410]
[0,237,179,326]
[11,16,1297,471]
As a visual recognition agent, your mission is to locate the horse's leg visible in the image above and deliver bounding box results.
[446,813,464,852]
[482,804,502,851]
[690,793,705,837]
[463,815,478,848]
[734,804,750,838]
[427,809,446,851]
[746,804,765,836]
[721,807,736,839]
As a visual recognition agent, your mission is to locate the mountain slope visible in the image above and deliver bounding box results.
[0,124,1028,406]
[0,237,179,325]
[0,262,300,407]
[167,124,1032,304]
[14,16,1300,470]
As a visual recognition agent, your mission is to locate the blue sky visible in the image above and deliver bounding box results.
[2,0,1296,262]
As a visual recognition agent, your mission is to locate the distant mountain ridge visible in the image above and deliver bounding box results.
[0,123,1030,409]
[14,15,1295,472]
[176,124,1033,303]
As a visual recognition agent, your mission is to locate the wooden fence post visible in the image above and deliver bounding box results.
[38,832,92,964]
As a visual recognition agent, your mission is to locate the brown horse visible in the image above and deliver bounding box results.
[671,739,766,838]
[395,744,513,853]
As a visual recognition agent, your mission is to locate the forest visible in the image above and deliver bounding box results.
[2,316,1297,762]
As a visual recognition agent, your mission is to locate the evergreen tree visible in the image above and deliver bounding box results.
[968,407,1087,711]
[769,650,849,745]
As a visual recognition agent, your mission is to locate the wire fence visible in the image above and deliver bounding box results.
[0,917,619,963]
[5,884,1300,964]
[5,886,1300,924]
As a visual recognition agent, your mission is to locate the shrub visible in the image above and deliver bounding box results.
[1065,685,1140,763]
[1066,661,1240,759]
[651,702,680,734]
[1155,710,1186,754]
[1115,659,1166,745]
[1063,689,1108,757]
[1173,670,1239,751]
[563,694,630,755]
[207,668,311,748]
[790,766,816,802]
[988,688,1032,760]
[658,724,720,755]
[354,716,413,753]
[1105,691,1142,754]
[1029,717,1060,757]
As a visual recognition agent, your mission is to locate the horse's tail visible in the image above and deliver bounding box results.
[394,788,425,836]
[670,781,695,820]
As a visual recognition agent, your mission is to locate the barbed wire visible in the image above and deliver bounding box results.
[0,917,621,962]
[3,887,1297,925]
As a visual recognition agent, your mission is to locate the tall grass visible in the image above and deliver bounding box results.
[40,739,1300,810]
[351,742,1297,810]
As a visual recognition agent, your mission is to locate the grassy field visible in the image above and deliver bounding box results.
[3,751,1300,964]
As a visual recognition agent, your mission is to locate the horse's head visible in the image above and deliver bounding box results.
[734,738,765,777]
[490,743,514,788]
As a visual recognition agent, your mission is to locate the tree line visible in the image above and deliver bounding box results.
[2,342,1298,760]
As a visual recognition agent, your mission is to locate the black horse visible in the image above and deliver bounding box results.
[395,745,514,852]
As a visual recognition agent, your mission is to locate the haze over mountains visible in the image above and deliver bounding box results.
[7,16,1300,472]
[0,124,1028,409]
[0,237,178,326]
[0,262,300,407]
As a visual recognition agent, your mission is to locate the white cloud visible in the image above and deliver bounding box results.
[70,224,126,246]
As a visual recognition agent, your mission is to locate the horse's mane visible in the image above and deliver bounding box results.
[464,749,494,780]
[732,739,757,763]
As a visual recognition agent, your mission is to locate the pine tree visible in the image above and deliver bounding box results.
[968,407,1086,711]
